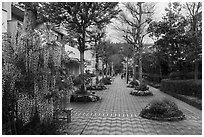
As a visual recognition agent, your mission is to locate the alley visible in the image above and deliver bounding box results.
[60,76,202,135]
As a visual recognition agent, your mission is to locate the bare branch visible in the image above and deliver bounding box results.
[186,3,194,17]
[123,34,135,45]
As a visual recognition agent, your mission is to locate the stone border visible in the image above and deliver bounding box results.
[70,93,100,102]
[86,86,107,90]
[139,112,185,121]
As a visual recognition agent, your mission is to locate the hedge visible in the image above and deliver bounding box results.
[145,74,168,84]
[169,71,202,80]
[160,79,202,99]
[136,73,168,84]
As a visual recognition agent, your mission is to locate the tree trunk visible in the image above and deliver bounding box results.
[80,51,85,75]
[102,62,105,79]
[106,62,108,78]
[112,62,114,77]
[159,63,162,82]
[78,25,87,93]
[194,60,198,80]
[95,51,99,84]
[138,44,143,84]
[80,51,87,93]
[133,46,137,82]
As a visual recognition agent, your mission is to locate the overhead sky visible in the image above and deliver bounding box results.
[106,2,169,44]
[65,2,168,61]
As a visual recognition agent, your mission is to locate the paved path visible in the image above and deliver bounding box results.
[59,76,202,135]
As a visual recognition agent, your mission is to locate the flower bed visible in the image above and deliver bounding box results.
[140,98,185,121]
[130,83,153,96]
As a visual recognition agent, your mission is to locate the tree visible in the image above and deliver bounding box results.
[43,2,120,92]
[148,3,189,73]
[118,43,133,83]
[184,2,202,80]
[88,24,106,84]
[148,2,202,79]
[115,2,155,83]
[98,41,112,77]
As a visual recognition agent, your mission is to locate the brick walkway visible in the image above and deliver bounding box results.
[59,76,202,135]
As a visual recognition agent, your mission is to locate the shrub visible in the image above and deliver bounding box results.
[136,83,149,91]
[89,73,96,77]
[160,79,202,99]
[148,98,179,115]
[73,75,83,86]
[169,71,186,80]
[146,74,161,83]
[140,98,185,121]
[129,80,139,87]
[169,71,202,80]
[18,121,60,135]
[186,72,202,79]
[100,77,112,85]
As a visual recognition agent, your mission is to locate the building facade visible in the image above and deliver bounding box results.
[2,2,24,35]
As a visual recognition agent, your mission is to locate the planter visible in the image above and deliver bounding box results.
[86,84,107,90]
[139,111,185,121]
[130,90,153,96]
[100,77,112,85]
[139,98,185,121]
[70,91,100,102]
